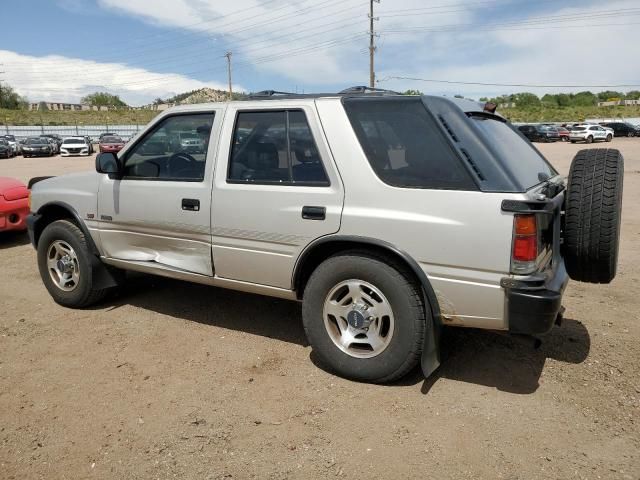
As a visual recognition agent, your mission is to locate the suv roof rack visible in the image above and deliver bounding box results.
[249,90,296,98]
[243,86,402,101]
[338,86,400,95]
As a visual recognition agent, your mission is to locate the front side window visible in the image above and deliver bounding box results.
[228,110,329,185]
[122,113,214,181]
[343,97,476,189]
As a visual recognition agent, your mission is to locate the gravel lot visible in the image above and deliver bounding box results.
[1,140,639,479]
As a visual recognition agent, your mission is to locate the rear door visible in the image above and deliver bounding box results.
[211,102,344,289]
[97,110,222,275]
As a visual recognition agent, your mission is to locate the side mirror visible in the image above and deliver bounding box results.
[96,152,121,176]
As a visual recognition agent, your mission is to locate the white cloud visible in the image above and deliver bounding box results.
[0,49,236,106]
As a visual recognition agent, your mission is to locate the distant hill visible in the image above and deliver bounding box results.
[158,87,246,105]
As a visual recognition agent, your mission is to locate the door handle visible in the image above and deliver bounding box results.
[302,206,326,220]
[182,198,200,211]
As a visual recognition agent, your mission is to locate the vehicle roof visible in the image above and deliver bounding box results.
[159,92,495,119]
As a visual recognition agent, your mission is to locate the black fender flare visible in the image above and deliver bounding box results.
[32,201,122,289]
[293,235,442,378]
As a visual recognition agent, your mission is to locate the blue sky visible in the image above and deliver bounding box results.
[1,0,639,105]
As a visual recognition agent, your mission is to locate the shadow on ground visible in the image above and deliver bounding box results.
[98,273,308,346]
[100,273,590,394]
[415,319,590,394]
[0,231,30,249]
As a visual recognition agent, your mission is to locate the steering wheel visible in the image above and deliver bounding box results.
[169,152,197,177]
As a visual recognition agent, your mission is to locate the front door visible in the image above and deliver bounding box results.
[97,111,221,276]
[211,102,344,289]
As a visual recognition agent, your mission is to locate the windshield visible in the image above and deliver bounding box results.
[471,116,557,189]
[572,127,586,131]
[102,136,122,143]
[26,138,47,145]
[4,135,15,141]
[63,138,85,144]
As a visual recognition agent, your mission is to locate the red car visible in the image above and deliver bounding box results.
[0,177,29,232]
[99,135,125,153]
[557,126,570,142]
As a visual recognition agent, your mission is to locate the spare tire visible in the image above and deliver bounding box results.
[563,149,623,283]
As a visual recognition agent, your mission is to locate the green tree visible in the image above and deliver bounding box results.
[80,92,128,107]
[571,91,597,106]
[401,89,423,95]
[625,90,640,100]
[511,92,540,107]
[597,90,624,101]
[0,83,28,109]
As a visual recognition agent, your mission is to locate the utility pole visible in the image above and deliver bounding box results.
[369,0,380,88]
[225,52,233,100]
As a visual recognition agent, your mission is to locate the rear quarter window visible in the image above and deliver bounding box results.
[343,97,476,190]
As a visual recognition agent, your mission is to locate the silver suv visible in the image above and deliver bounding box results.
[27,88,624,383]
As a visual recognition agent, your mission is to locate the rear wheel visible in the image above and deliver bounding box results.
[302,252,427,383]
[563,149,624,283]
[37,220,111,307]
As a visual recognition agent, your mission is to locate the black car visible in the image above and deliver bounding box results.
[22,137,54,157]
[0,139,12,158]
[600,122,639,137]
[517,124,560,142]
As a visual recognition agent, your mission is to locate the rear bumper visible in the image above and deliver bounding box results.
[505,261,569,335]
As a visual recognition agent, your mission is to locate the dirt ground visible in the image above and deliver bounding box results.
[1,140,639,480]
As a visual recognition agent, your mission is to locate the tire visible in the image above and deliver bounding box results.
[628,132,634,138]
[606,134,612,142]
[302,251,428,383]
[37,219,110,307]
[586,135,593,144]
[571,140,576,144]
[563,149,624,284]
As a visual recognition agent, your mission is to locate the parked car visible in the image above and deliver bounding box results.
[569,124,613,144]
[3,135,21,155]
[517,124,560,142]
[84,136,95,154]
[40,137,60,154]
[99,132,118,141]
[0,177,29,232]
[27,90,623,383]
[0,139,13,158]
[98,135,125,153]
[40,134,63,150]
[556,126,570,142]
[60,137,91,157]
[600,122,639,137]
[22,137,54,157]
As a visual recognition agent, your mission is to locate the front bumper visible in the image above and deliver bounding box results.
[505,261,569,335]
[0,197,30,232]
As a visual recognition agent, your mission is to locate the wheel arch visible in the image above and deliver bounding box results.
[293,235,442,377]
[34,201,99,256]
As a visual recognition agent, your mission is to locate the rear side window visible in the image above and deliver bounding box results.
[228,110,329,186]
[343,97,476,190]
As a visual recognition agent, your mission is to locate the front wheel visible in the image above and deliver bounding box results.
[606,134,613,142]
[302,252,428,383]
[586,135,593,144]
[37,220,110,307]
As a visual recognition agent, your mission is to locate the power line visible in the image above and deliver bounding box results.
[379,76,640,89]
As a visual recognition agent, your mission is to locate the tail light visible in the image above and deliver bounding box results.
[511,214,538,274]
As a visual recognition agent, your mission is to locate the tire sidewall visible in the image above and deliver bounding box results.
[37,220,95,307]
[303,255,426,382]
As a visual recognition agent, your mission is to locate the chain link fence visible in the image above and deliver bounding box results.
[2,124,142,142]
